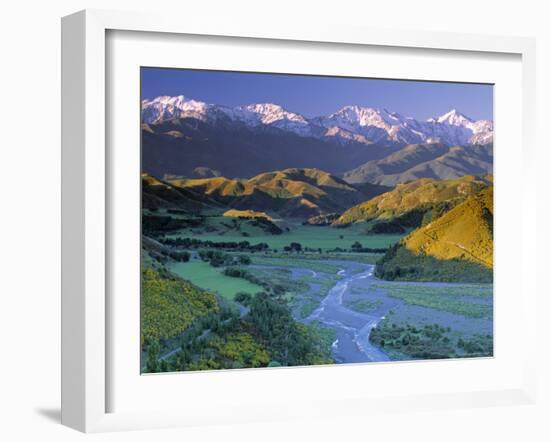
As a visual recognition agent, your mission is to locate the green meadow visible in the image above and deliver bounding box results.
[169,260,263,300]
[167,223,403,252]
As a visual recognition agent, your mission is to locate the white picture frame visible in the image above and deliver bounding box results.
[61,9,538,433]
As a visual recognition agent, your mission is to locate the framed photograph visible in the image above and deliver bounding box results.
[61,9,538,432]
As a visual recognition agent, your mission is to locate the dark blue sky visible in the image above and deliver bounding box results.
[141,67,493,121]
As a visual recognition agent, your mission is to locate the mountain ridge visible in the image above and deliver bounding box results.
[141,116,395,179]
[142,94,493,147]
[166,167,389,219]
[333,175,491,228]
[343,143,493,185]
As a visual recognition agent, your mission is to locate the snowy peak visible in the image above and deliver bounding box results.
[429,109,473,126]
[141,95,211,123]
[228,102,313,136]
[326,105,404,128]
[141,94,493,146]
[235,103,309,125]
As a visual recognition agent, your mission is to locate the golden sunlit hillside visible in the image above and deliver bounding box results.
[333,175,491,226]
[167,168,382,218]
[403,186,493,268]
[223,209,273,221]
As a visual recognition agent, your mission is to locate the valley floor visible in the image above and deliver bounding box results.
[148,228,493,368]
[143,226,493,370]
[245,257,493,363]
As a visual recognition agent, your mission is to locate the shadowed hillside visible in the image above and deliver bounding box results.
[343,143,493,186]
[142,118,395,179]
[142,173,224,213]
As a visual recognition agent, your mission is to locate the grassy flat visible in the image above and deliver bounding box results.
[168,224,403,252]
[372,283,493,319]
[169,261,263,300]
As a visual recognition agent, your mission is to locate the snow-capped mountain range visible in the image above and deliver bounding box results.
[142,95,493,146]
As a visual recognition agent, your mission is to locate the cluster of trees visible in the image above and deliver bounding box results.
[160,237,269,252]
[223,267,249,278]
[375,243,493,283]
[166,250,190,262]
[457,334,493,357]
[283,242,302,253]
[235,291,253,305]
[142,214,203,235]
[247,292,332,366]
[370,321,455,360]
[198,250,252,268]
[366,221,406,234]
[370,318,493,360]
[350,241,388,253]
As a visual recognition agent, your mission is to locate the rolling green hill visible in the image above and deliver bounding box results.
[333,175,490,229]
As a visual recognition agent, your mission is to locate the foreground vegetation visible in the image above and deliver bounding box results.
[370,315,493,360]
[141,225,341,372]
[141,266,219,346]
[144,291,333,373]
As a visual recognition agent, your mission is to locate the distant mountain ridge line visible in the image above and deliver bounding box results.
[141,94,493,146]
[342,143,493,186]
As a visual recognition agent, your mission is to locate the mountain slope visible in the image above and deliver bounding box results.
[141,264,219,344]
[374,186,493,283]
[142,173,224,213]
[403,186,493,267]
[334,175,490,227]
[142,118,392,179]
[343,143,493,185]
[142,96,493,181]
[168,168,387,218]
[314,107,492,146]
[142,95,493,147]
